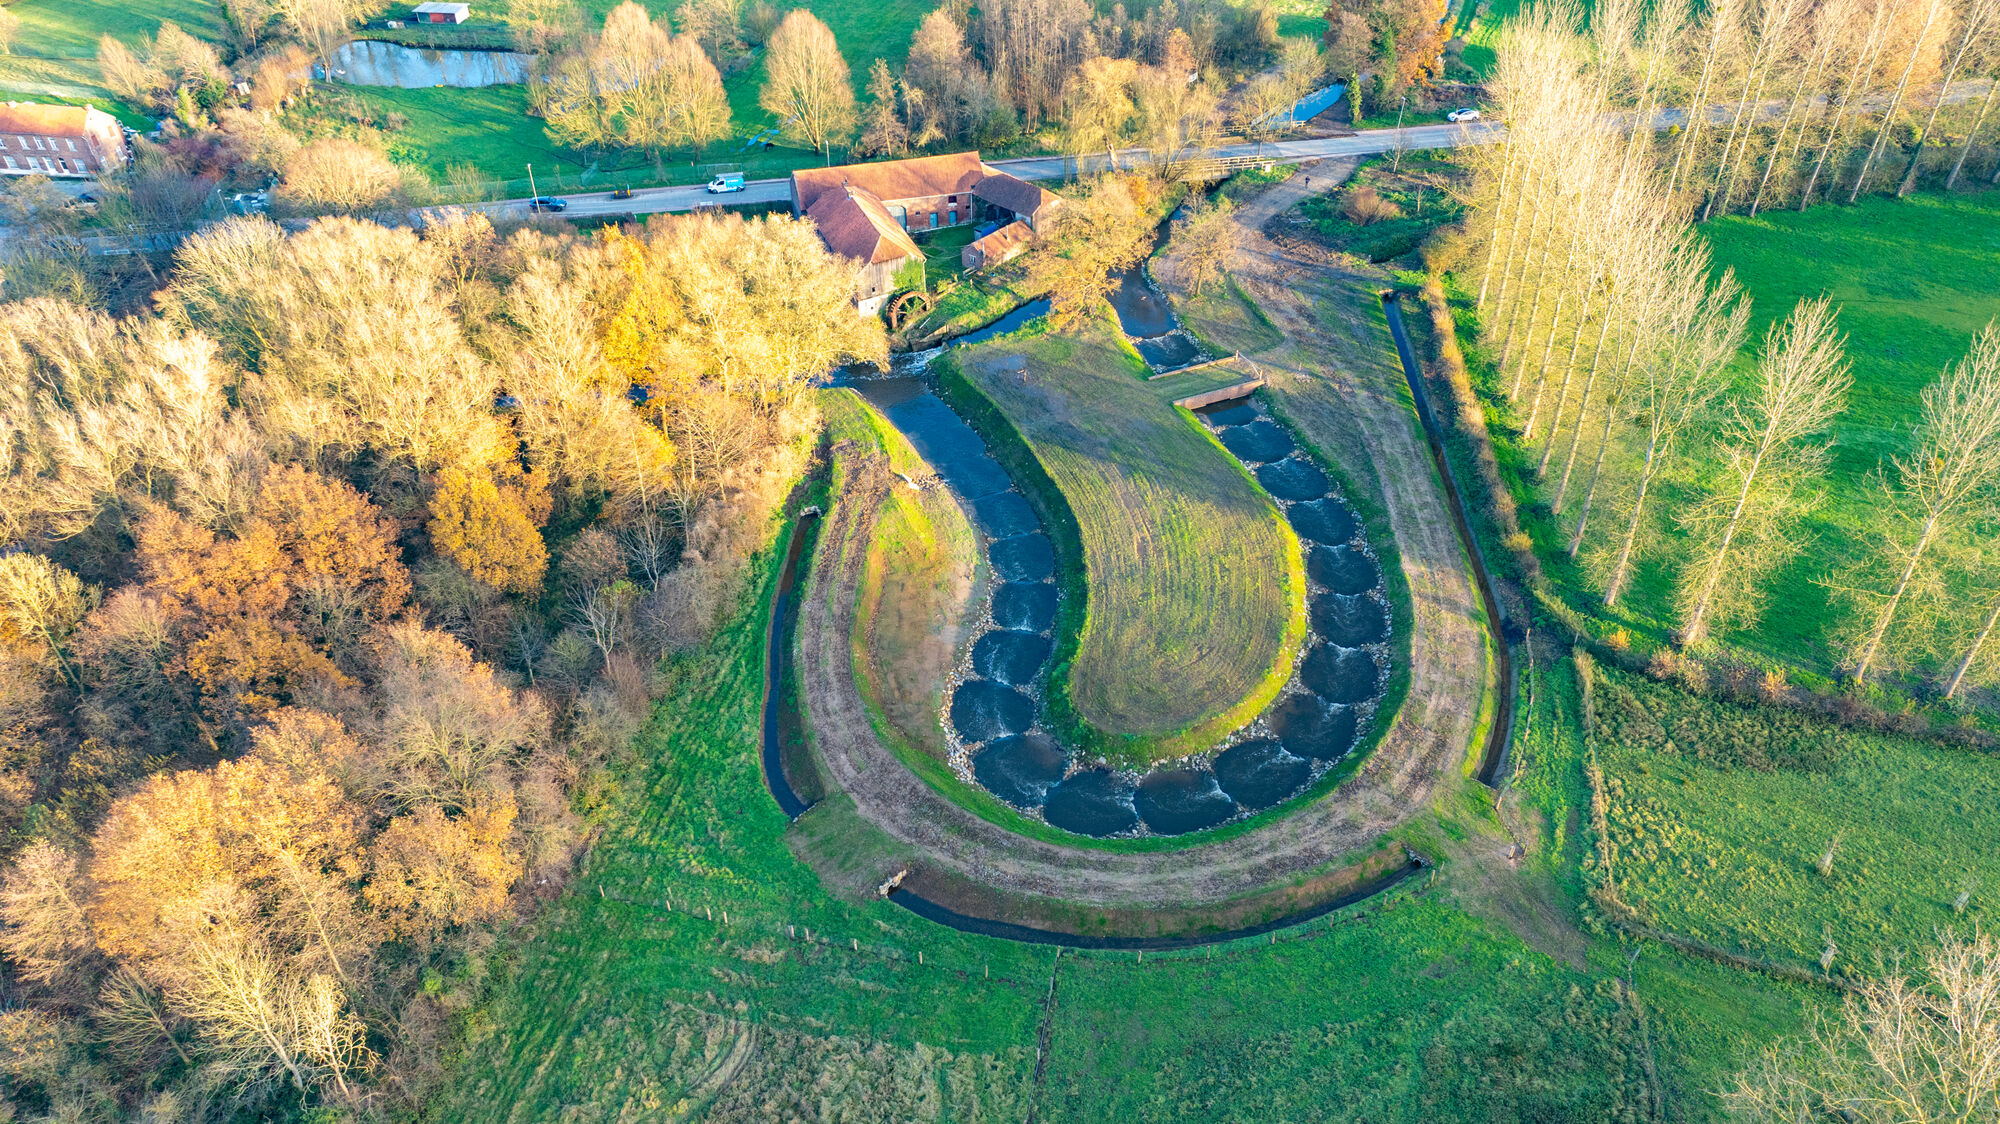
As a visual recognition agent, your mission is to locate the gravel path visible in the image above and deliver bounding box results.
[794,168,1491,910]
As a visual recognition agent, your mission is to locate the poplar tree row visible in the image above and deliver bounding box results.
[1597,0,2000,215]
[1469,0,2000,694]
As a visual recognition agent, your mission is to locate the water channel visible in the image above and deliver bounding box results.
[829,366,1395,839]
[329,40,531,87]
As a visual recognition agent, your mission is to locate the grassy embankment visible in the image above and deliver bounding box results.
[435,486,1712,1121]
[1465,190,2000,689]
[945,316,1307,764]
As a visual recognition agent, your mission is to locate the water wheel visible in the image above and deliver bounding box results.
[887,289,934,331]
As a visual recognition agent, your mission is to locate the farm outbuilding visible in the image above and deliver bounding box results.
[411,2,470,22]
[791,152,1064,313]
[962,221,1035,272]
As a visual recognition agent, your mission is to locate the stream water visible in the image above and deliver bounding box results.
[837,374,1394,839]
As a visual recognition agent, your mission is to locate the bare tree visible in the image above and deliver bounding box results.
[1946,588,2000,698]
[759,10,856,154]
[1677,297,1850,645]
[1601,263,1749,607]
[1800,0,1894,208]
[276,0,371,74]
[1848,0,1952,202]
[0,554,93,688]
[1897,0,2000,195]
[1725,929,2000,1122]
[1168,195,1237,297]
[0,842,98,993]
[1847,324,2000,682]
[1064,56,1139,170]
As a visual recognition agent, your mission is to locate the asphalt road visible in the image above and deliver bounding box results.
[474,120,1508,221]
[470,76,1996,221]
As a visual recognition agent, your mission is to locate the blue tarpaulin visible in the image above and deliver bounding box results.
[1282,83,1347,124]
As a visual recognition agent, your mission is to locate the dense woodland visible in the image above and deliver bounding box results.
[0,207,883,1119]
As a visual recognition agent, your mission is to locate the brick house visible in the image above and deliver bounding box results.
[0,103,128,179]
[790,152,1062,312]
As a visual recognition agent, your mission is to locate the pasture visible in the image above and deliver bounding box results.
[436,522,1756,1121]
[1593,664,2000,975]
[953,320,1305,761]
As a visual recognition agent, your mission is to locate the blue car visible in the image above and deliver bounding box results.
[528,196,568,213]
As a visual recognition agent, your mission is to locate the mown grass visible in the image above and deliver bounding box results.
[1593,663,2000,977]
[951,317,1306,762]
[1472,189,2000,686]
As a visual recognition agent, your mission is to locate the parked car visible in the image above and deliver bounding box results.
[528,196,568,213]
[706,173,745,194]
[611,185,633,200]
[1447,107,1482,123]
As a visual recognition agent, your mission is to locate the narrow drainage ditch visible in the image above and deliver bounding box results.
[1379,290,1518,786]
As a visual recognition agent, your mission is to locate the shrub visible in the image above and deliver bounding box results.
[1342,186,1404,225]
[1419,222,1471,273]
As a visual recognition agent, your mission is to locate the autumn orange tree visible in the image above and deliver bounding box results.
[0,202,882,1115]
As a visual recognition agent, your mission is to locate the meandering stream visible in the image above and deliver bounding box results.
[842,373,1394,839]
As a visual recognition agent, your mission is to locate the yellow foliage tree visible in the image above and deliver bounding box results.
[365,799,522,938]
[427,468,550,595]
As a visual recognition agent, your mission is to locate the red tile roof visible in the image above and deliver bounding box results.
[805,183,923,265]
[971,172,1056,219]
[964,220,1035,269]
[0,102,100,139]
[791,151,986,212]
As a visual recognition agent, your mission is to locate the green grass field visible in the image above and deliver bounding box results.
[1594,663,2000,976]
[6,0,224,62]
[1470,189,2000,686]
[0,0,223,107]
[0,0,944,183]
[434,503,1767,1121]
[393,0,936,186]
[954,319,1306,761]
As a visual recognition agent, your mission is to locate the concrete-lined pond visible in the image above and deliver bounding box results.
[330,40,531,87]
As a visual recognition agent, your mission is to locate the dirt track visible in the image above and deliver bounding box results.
[793,167,1492,910]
